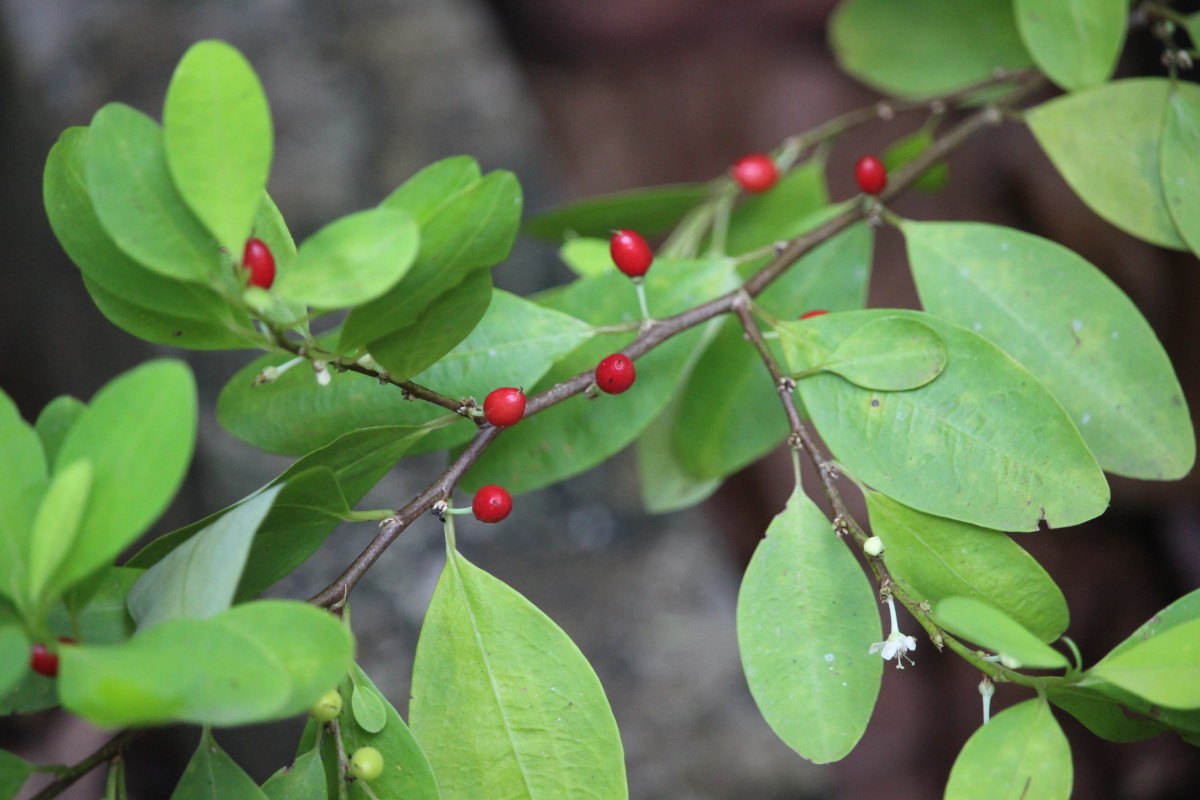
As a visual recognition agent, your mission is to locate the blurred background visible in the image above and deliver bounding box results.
[2,1,1198,798]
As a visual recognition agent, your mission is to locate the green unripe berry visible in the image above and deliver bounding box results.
[863,536,884,557]
[349,747,384,782]
[310,689,343,722]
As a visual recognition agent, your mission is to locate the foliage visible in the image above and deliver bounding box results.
[3,3,1200,797]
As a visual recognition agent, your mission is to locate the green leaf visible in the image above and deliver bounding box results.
[0,624,29,698]
[1106,587,1200,661]
[1090,619,1200,709]
[87,103,221,280]
[382,155,482,222]
[171,729,269,800]
[128,427,423,600]
[945,698,1072,800]
[1027,79,1186,250]
[366,269,492,380]
[635,400,721,514]
[817,316,946,390]
[60,601,353,727]
[1014,0,1126,91]
[50,567,142,645]
[904,220,1195,480]
[1047,685,1166,743]
[757,220,873,319]
[217,291,591,456]
[340,169,521,352]
[274,208,419,310]
[261,746,328,800]
[882,128,948,191]
[865,492,1068,642]
[736,487,882,763]
[26,459,93,607]
[0,390,47,602]
[0,749,34,800]
[559,237,613,278]
[338,665,441,800]
[50,360,196,593]
[524,184,708,240]
[1161,83,1200,258]
[350,677,387,734]
[465,256,737,495]
[934,597,1069,670]
[724,160,829,256]
[127,486,282,630]
[410,550,626,799]
[164,40,273,254]
[781,310,1108,531]
[829,0,1031,98]
[34,395,85,467]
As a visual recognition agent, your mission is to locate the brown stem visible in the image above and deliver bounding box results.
[30,729,140,800]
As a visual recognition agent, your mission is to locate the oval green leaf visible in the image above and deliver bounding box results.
[780,310,1109,531]
[171,728,269,800]
[934,597,1068,670]
[1090,618,1200,709]
[820,316,946,390]
[737,487,882,763]
[829,0,1031,98]
[26,459,93,607]
[1015,0,1126,90]
[0,390,48,602]
[381,155,482,223]
[350,679,388,734]
[1027,79,1186,250]
[904,220,1195,480]
[87,103,221,280]
[34,395,86,467]
[865,492,1068,642]
[1161,83,1200,258]
[410,551,626,799]
[524,183,708,240]
[945,698,1072,800]
[164,40,273,254]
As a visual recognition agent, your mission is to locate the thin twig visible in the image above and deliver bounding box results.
[30,729,140,800]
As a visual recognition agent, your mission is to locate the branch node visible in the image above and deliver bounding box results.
[875,101,895,121]
[431,501,448,522]
[776,376,796,394]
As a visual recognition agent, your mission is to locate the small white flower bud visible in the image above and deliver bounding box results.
[863,536,884,557]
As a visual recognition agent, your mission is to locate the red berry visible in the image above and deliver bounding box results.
[610,230,653,278]
[483,387,526,428]
[594,353,636,394]
[472,485,513,523]
[30,644,59,678]
[854,155,887,196]
[732,153,779,193]
[800,310,828,320]
[242,237,276,289]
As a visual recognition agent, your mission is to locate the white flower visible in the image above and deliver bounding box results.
[868,596,918,668]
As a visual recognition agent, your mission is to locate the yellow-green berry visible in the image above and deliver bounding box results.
[310,689,343,722]
[349,746,384,782]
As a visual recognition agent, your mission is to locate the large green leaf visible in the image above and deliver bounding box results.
[217,290,592,456]
[171,729,269,800]
[829,0,1032,97]
[163,40,273,255]
[87,103,221,280]
[865,493,1068,642]
[945,698,1072,800]
[382,155,482,222]
[1161,83,1200,258]
[464,256,737,494]
[524,184,708,240]
[80,276,257,350]
[1090,618,1200,709]
[127,486,282,630]
[781,310,1108,531]
[736,487,881,763]
[934,597,1069,670]
[0,390,47,602]
[410,550,626,799]
[1014,0,1125,90]
[904,220,1194,480]
[274,207,419,310]
[59,601,353,727]
[50,361,196,593]
[1027,79,1186,250]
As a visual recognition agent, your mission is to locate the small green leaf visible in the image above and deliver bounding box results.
[934,597,1068,670]
[0,748,34,800]
[1091,618,1200,709]
[50,360,197,593]
[34,396,85,467]
[829,0,1031,97]
[0,625,29,698]
[0,390,48,603]
[882,128,948,191]
[171,729,269,800]
[261,746,327,800]
[945,698,1072,800]
[865,492,1068,642]
[350,678,388,734]
[1047,685,1165,743]
[524,184,708,240]
[87,103,221,280]
[126,486,282,630]
[818,316,946,390]
[1028,79,1186,250]
[26,459,93,607]
[904,220,1194,481]
[275,208,419,310]
[1161,83,1200,258]
[736,487,882,763]
[410,551,626,798]
[1014,0,1126,91]
[163,40,273,254]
